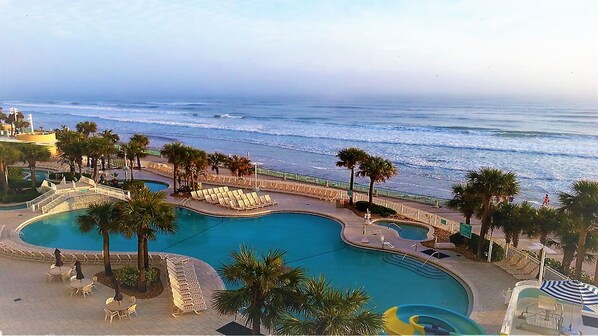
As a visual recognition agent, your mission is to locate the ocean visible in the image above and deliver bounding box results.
[2,98,597,204]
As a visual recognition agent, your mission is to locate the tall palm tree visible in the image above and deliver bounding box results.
[208,152,228,175]
[99,130,120,169]
[118,187,176,291]
[212,245,305,335]
[227,155,253,177]
[547,217,579,277]
[118,142,139,180]
[526,206,563,246]
[467,167,520,260]
[559,180,598,280]
[447,183,479,225]
[75,121,97,137]
[85,136,109,181]
[160,142,187,192]
[0,143,21,193]
[130,133,149,169]
[77,202,119,276]
[275,276,383,335]
[493,201,535,247]
[56,129,85,177]
[18,143,51,188]
[356,155,397,208]
[336,148,368,205]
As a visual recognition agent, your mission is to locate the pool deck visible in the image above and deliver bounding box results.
[0,168,517,334]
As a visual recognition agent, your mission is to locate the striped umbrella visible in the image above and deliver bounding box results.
[540,280,598,305]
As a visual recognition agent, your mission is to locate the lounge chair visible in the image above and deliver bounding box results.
[499,256,529,271]
[265,195,278,205]
[496,254,522,267]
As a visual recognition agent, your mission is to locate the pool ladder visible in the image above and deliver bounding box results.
[419,251,440,269]
[401,243,419,260]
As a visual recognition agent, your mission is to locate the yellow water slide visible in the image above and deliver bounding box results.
[383,306,425,335]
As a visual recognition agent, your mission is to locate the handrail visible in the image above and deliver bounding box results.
[26,189,56,208]
[419,251,440,269]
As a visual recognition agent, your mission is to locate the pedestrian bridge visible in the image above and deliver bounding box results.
[26,176,129,213]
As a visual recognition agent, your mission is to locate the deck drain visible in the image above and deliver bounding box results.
[13,298,21,302]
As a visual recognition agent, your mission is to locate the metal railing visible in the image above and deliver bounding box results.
[26,189,56,210]
[500,243,568,281]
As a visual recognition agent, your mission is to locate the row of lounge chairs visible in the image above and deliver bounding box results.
[0,240,163,265]
[166,258,207,317]
[191,187,278,210]
[495,253,540,280]
[202,174,339,201]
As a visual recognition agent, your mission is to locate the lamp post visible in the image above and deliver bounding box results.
[27,114,34,134]
[252,162,263,191]
[528,242,557,284]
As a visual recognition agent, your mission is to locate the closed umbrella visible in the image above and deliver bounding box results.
[54,248,63,267]
[113,279,123,302]
[541,280,598,305]
[74,260,84,281]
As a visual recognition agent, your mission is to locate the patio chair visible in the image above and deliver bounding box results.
[92,276,98,289]
[104,309,119,323]
[81,284,93,298]
[106,297,114,304]
[123,304,138,319]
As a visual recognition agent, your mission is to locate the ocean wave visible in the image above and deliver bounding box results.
[213,114,243,119]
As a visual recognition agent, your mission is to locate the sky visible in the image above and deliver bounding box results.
[0,0,597,101]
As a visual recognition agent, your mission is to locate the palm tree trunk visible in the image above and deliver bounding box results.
[69,161,76,177]
[512,230,520,248]
[102,231,113,276]
[143,237,150,270]
[93,158,99,182]
[574,226,589,280]
[368,179,374,208]
[215,166,219,175]
[129,159,135,180]
[540,233,548,246]
[465,215,471,225]
[107,155,112,169]
[562,248,575,277]
[349,167,355,205]
[0,162,6,193]
[30,164,36,188]
[594,261,598,286]
[137,234,147,292]
[173,164,178,191]
[476,202,492,260]
[252,318,261,335]
[137,155,142,169]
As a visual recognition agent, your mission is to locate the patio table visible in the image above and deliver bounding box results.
[48,266,71,276]
[69,278,93,289]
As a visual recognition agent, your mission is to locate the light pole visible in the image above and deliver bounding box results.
[27,114,34,134]
[528,242,557,284]
[252,162,263,191]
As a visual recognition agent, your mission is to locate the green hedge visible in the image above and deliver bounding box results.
[115,266,159,288]
[449,232,505,261]
[354,201,397,217]
[0,189,41,203]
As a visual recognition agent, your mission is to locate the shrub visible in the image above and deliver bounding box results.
[177,185,192,193]
[48,171,92,181]
[122,180,145,191]
[354,201,397,217]
[0,189,41,203]
[115,266,159,288]
[449,232,505,262]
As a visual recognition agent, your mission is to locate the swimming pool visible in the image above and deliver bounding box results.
[20,208,470,314]
[376,221,431,241]
[141,180,169,192]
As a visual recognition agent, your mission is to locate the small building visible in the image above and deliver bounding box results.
[0,131,59,156]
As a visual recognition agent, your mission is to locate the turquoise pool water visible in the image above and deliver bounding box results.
[377,221,429,241]
[21,169,49,182]
[142,180,169,192]
[20,209,469,314]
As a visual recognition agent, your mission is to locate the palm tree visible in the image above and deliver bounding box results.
[130,133,149,169]
[336,148,368,205]
[56,128,85,177]
[447,183,479,225]
[77,202,119,276]
[182,148,208,189]
[559,180,598,280]
[118,142,139,180]
[99,130,120,169]
[85,136,109,181]
[212,245,305,335]
[0,144,21,193]
[526,206,563,246]
[275,276,383,335]
[208,152,228,175]
[467,167,520,260]
[18,143,51,188]
[75,121,97,137]
[227,155,253,177]
[356,155,397,208]
[117,187,176,291]
[493,201,535,247]
[160,142,187,192]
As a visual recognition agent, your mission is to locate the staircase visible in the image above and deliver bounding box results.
[382,254,447,279]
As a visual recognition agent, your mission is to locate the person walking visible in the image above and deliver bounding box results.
[542,194,550,207]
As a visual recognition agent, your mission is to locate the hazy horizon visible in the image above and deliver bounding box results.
[1,1,597,102]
